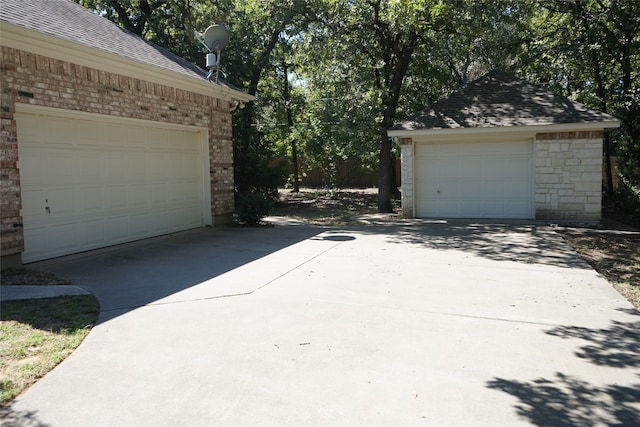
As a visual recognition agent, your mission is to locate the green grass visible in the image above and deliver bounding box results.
[0,295,99,405]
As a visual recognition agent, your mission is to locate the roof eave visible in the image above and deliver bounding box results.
[387,120,621,138]
[0,21,255,103]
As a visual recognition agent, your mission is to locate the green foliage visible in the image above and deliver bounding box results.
[1,295,100,405]
[74,0,640,214]
[612,175,640,215]
[513,0,640,189]
[234,189,275,226]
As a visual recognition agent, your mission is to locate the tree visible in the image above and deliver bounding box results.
[74,0,206,65]
[313,0,447,212]
[515,0,640,195]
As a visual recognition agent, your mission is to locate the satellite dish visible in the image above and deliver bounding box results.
[203,24,229,51]
[195,24,229,83]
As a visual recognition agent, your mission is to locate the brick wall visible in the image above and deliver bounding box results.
[534,131,603,222]
[0,46,235,261]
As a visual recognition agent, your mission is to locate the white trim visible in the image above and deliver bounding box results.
[1,22,254,103]
[528,137,536,219]
[388,120,620,138]
[15,103,206,132]
[411,141,416,217]
[198,129,213,227]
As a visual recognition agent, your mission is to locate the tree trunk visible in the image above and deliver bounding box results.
[591,52,614,196]
[291,138,300,192]
[377,131,393,212]
[389,152,400,197]
[283,61,300,192]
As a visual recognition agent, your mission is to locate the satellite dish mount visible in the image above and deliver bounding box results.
[195,24,229,83]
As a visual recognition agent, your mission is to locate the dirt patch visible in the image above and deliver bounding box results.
[270,188,400,226]
[560,230,640,308]
[1,268,71,286]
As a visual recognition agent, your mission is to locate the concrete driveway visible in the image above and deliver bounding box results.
[3,221,639,426]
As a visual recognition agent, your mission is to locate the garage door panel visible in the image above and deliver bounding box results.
[415,140,533,219]
[48,188,76,216]
[77,186,103,211]
[128,154,148,179]
[104,216,130,242]
[127,127,148,148]
[484,158,507,178]
[168,207,201,229]
[508,180,530,196]
[18,111,206,262]
[149,183,168,204]
[48,117,74,146]
[47,222,79,252]
[46,153,75,184]
[21,190,46,223]
[465,161,483,177]
[103,152,127,182]
[461,181,482,195]
[104,185,127,208]
[462,200,482,215]
[103,127,127,150]
[23,226,51,260]
[148,154,168,179]
[19,154,45,186]
[483,201,507,217]
[77,155,103,183]
[183,181,202,202]
[79,220,106,247]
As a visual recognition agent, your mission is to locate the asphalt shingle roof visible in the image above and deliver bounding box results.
[0,0,239,91]
[392,70,617,131]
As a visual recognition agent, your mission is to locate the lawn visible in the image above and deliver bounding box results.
[0,295,99,405]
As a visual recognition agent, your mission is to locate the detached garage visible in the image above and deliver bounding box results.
[0,0,253,266]
[389,71,619,222]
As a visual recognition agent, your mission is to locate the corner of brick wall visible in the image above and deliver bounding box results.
[0,45,236,259]
[0,55,25,260]
[534,131,603,222]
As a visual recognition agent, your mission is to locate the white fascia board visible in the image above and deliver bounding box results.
[387,120,621,138]
[0,22,255,103]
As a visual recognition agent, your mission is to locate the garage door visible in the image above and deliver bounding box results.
[415,139,533,219]
[16,108,209,262]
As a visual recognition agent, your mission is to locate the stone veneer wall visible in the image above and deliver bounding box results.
[400,139,414,217]
[0,46,235,264]
[399,131,605,221]
[534,131,603,222]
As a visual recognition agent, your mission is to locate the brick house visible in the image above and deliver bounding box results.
[0,0,253,266]
[388,71,619,222]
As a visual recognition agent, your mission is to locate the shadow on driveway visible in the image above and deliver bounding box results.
[31,221,590,325]
[349,220,590,269]
[487,307,640,426]
[30,226,325,323]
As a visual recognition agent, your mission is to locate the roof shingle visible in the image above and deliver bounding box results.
[0,0,238,91]
[392,70,617,131]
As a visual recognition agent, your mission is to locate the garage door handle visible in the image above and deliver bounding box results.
[45,206,51,214]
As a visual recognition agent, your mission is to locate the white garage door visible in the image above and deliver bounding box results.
[17,108,209,262]
[415,139,533,219]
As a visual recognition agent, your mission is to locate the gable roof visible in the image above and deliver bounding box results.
[0,0,253,101]
[390,70,618,135]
